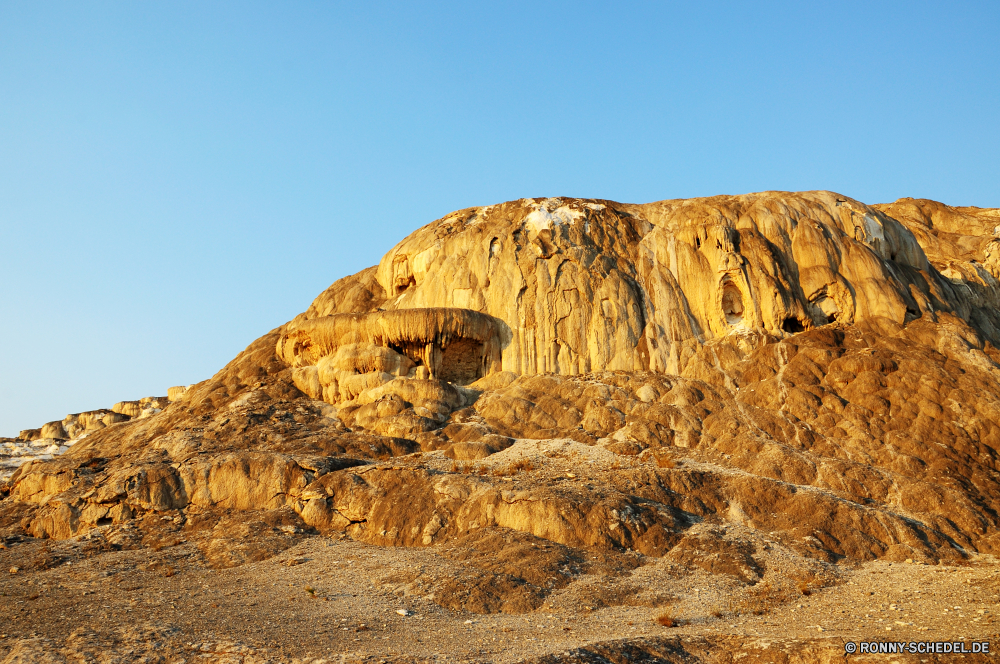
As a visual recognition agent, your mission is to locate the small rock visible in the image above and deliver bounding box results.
[8,567,18,575]
[396,609,412,616]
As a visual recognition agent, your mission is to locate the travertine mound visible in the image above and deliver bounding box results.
[2,191,1000,661]
[279,193,1000,427]
[1,391,190,480]
[363,192,997,370]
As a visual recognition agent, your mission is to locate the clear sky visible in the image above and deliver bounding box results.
[1,1,998,436]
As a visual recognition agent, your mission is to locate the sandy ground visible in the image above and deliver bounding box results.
[2,531,999,663]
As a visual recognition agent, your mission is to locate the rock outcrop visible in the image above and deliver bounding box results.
[3,191,1000,654]
[277,193,1000,432]
[365,192,991,374]
[278,308,505,409]
[1,390,191,481]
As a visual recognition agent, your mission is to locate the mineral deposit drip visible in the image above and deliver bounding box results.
[276,307,508,409]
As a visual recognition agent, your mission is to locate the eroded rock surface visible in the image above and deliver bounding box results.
[368,192,998,374]
[1,392,190,481]
[3,191,1000,661]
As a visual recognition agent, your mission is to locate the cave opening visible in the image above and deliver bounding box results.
[439,338,488,385]
[812,294,841,326]
[721,283,744,326]
[395,276,416,295]
[782,317,805,334]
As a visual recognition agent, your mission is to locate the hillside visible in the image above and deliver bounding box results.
[3,191,1000,663]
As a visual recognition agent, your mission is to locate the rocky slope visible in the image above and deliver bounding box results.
[1,392,191,482]
[2,191,1000,662]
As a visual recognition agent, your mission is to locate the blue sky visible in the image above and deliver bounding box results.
[1,1,998,435]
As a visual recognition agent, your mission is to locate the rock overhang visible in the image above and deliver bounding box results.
[276,307,510,420]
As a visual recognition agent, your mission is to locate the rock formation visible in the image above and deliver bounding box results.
[285,192,1000,403]
[1,391,189,481]
[3,191,1000,661]
[371,192,991,369]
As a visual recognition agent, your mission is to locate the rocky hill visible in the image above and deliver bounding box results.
[1,391,189,482]
[3,191,1000,663]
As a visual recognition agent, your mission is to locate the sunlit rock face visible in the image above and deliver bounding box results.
[293,191,987,385]
[276,308,509,429]
[872,197,1000,338]
[278,308,507,382]
[11,189,1000,622]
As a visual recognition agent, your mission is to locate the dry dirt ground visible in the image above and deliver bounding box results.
[2,535,998,663]
[3,444,999,663]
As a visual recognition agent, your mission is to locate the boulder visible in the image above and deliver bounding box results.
[167,385,191,401]
[39,421,67,440]
[112,401,143,418]
[77,410,113,430]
